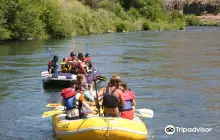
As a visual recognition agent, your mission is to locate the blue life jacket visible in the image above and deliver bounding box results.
[121,100,133,111]
[65,95,77,110]
[120,89,135,111]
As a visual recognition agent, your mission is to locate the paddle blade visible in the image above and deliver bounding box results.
[42,110,65,118]
[94,76,106,81]
[135,108,154,118]
[41,71,51,77]
[46,103,62,108]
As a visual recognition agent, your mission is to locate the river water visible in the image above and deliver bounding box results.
[0,26,219,140]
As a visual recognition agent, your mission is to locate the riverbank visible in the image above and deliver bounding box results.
[1,0,220,42]
[185,14,220,26]
[0,0,185,42]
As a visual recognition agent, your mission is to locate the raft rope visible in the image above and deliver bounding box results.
[104,118,110,139]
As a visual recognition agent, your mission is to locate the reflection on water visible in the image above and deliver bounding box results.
[0,26,220,140]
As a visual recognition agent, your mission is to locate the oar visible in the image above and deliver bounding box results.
[85,39,88,54]
[94,75,106,81]
[93,75,106,116]
[135,108,154,118]
[49,47,52,60]
[94,78,100,116]
[46,103,62,107]
[41,71,52,77]
[42,110,65,118]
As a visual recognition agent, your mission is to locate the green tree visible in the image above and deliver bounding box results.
[41,0,74,38]
[10,0,45,40]
[0,0,11,41]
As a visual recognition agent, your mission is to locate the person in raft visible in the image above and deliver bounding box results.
[61,84,97,120]
[81,82,95,103]
[71,74,95,104]
[119,81,136,120]
[84,53,92,70]
[60,58,70,73]
[67,52,77,62]
[76,53,88,82]
[98,74,125,117]
[67,52,78,74]
[48,55,59,74]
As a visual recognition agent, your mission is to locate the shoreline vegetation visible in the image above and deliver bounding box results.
[0,0,219,42]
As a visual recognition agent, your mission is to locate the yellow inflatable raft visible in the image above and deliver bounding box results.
[52,109,147,140]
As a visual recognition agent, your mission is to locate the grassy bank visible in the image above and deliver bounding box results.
[185,14,220,26]
[0,0,185,42]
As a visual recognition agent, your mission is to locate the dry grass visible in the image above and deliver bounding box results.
[199,15,220,22]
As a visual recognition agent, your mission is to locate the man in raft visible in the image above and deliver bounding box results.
[76,53,88,82]
[48,55,59,74]
[67,52,77,62]
[84,53,92,70]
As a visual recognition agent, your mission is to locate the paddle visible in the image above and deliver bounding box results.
[46,103,61,107]
[41,71,52,77]
[49,47,52,60]
[42,109,65,118]
[46,101,102,108]
[94,75,106,81]
[94,78,100,116]
[44,103,153,118]
[85,39,88,54]
[135,108,154,118]
[93,75,106,116]
[42,105,96,118]
[72,40,75,53]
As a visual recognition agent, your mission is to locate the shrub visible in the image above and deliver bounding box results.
[114,21,130,32]
[142,21,151,30]
[185,15,202,26]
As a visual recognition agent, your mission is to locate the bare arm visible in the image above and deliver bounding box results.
[61,98,65,106]
[97,87,106,97]
[82,101,96,114]
[82,101,92,111]
[89,82,94,95]
[132,99,136,106]
[49,68,52,74]
[118,91,125,106]
[80,62,88,75]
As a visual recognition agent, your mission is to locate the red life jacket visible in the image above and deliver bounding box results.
[67,57,73,62]
[121,89,135,101]
[61,88,77,99]
[71,60,77,68]
[48,61,51,66]
[120,89,135,111]
[85,57,91,62]
[48,61,52,71]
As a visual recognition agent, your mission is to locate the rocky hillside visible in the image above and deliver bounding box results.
[164,0,220,16]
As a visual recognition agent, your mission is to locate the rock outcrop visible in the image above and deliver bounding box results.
[164,0,220,16]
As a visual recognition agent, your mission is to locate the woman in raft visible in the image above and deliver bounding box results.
[97,74,125,117]
[119,81,136,120]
